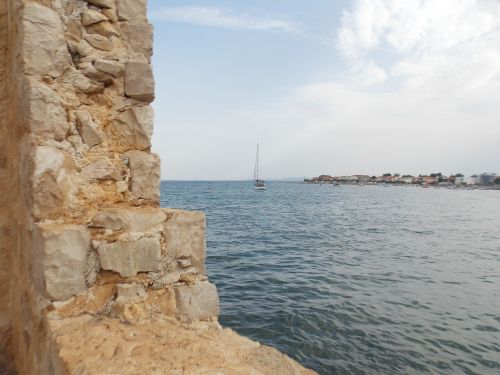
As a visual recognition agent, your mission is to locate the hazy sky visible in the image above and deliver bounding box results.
[148,0,500,180]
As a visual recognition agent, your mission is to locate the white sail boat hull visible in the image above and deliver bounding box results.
[253,143,267,190]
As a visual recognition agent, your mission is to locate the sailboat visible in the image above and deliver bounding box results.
[253,143,267,190]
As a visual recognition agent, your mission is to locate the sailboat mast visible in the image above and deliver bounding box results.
[255,143,259,181]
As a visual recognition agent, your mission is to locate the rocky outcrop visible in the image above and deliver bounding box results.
[0,0,316,373]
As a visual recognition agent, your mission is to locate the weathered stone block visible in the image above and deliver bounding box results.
[26,78,69,141]
[34,224,90,301]
[23,2,72,78]
[97,237,161,277]
[113,106,153,150]
[115,283,147,306]
[84,34,113,51]
[163,209,206,275]
[93,59,124,77]
[174,281,219,322]
[117,0,147,21]
[81,9,108,26]
[90,208,167,232]
[124,61,154,102]
[67,68,105,94]
[87,0,114,9]
[81,159,121,181]
[86,21,120,38]
[79,63,114,86]
[126,151,160,202]
[65,20,83,42]
[121,22,153,58]
[102,4,118,23]
[75,109,103,147]
[33,146,75,220]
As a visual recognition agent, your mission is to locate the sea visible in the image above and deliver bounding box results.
[160,181,500,375]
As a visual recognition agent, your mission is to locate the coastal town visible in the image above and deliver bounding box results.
[304,172,500,189]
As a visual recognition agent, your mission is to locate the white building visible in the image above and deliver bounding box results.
[465,175,478,185]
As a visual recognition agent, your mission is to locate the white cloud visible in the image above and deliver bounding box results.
[150,6,300,34]
[351,60,387,86]
[337,0,500,89]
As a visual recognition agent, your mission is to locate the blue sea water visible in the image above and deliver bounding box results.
[160,181,500,375]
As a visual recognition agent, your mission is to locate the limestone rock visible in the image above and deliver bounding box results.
[115,283,147,306]
[66,20,83,42]
[102,5,118,23]
[90,208,167,232]
[113,106,153,150]
[34,224,90,301]
[121,22,153,58]
[93,59,124,77]
[26,78,69,141]
[86,21,120,38]
[87,0,114,9]
[97,237,161,277]
[23,2,72,78]
[124,61,154,102]
[84,34,113,51]
[78,62,114,85]
[67,68,105,94]
[174,281,219,322]
[81,9,108,26]
[68,39,95,60]
[81,159,121,180]
[33,146,75,220]
[126,151,160,202]
[163,209,206,275]
[117,0,147,21]
[75,109,103,147]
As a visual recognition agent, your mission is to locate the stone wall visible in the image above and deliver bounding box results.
[1,1,219,373]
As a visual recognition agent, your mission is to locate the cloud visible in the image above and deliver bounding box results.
[336,0,500,89]
[150,6,300,34]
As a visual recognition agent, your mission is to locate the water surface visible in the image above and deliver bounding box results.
[160,181,500,375]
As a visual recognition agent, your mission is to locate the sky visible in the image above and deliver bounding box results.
[148,0,500,180]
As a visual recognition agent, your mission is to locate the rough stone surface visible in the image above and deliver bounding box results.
[115,283,147,304]
[113,106,154,150]
[97,237,161,277]
[66,19,83,42]
[102,5,118,23]
[121,22,153,58]
[81,159,121,181]
[26,78,69,141]
[34,224,90,301]
[66,68,105,94]
[93,59,124,77]
[163,209,207,275]
[91,208,167,232]
[23,2,71,78]
[87,0,114,9]
[49,316,316,375]
[86,21,120,38]
[117,0,147,21]
[124,61,154,102]
[175,281,219,322]
[81,9,108,26]
[75,109,103,147]
[79,61,114,84]
[33,146,75,220]
[126,150,160,202]
[84,34,113,51]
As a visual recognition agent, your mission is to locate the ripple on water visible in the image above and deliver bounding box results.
[162,182,500,375]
